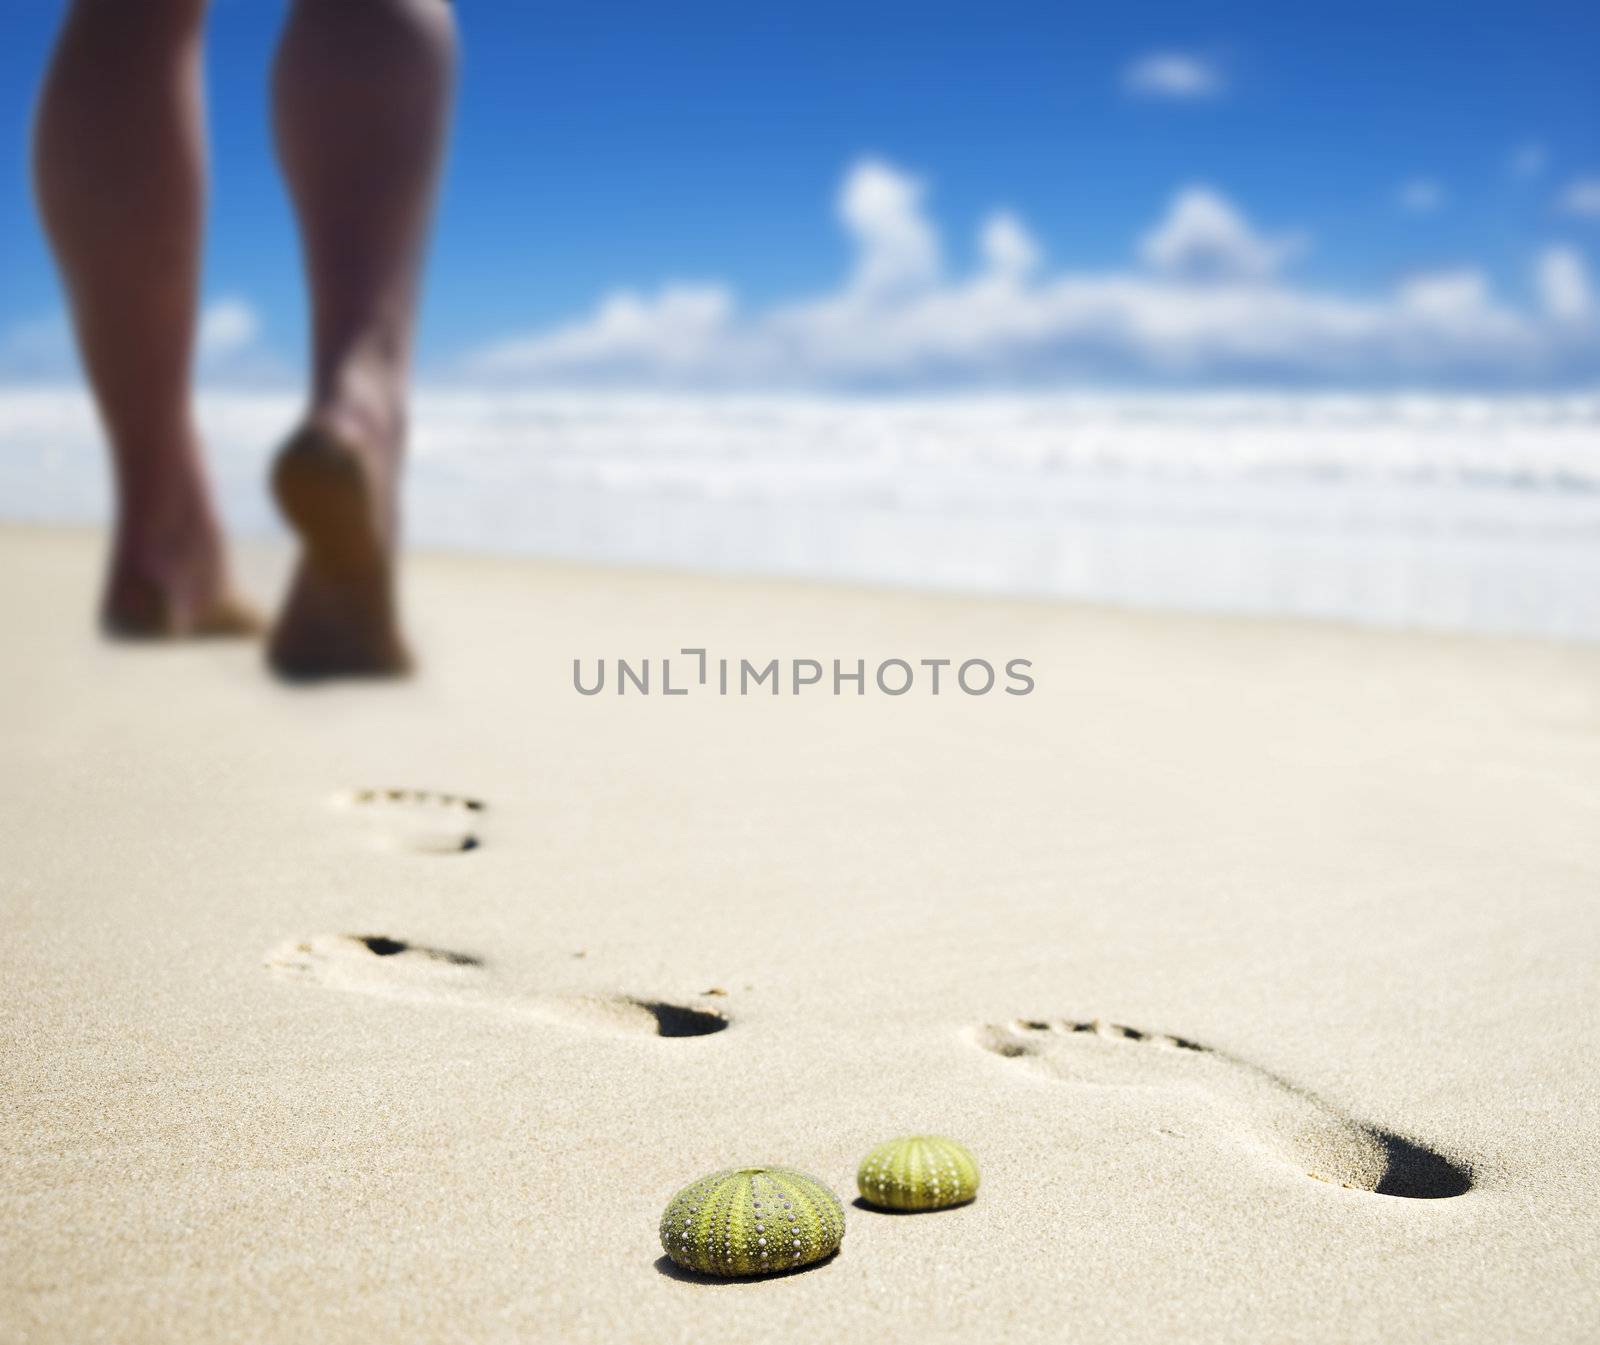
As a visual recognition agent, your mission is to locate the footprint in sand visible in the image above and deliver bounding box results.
[332,788,486,853]
[265,934,729,1037]
[971,1018,1471,1199]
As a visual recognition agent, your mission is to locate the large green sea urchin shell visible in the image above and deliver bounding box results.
[659,1167,845,1277]
[857,1135,979,1211]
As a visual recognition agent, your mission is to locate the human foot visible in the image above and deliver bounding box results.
[102,511,261,640]
[267,408,410,680]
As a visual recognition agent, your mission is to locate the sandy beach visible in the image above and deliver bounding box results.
[4,522,1599,1343]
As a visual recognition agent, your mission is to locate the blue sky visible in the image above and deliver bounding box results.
[1,0,1597,387]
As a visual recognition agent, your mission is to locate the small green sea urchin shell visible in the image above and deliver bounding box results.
[857,1135,979,1211]
[659,1167,845,1277]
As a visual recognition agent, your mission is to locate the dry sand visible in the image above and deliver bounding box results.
[4,524,1599,1342]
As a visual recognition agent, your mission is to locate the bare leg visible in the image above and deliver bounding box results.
[33,0,258,638]
[268,0,456,679]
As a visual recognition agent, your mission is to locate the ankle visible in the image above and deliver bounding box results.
[309,357,408,459]
[103,529,229,638]
[111,490,224,584]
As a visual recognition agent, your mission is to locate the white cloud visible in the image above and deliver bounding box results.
[838,158,941,297]
[1122,52,1225,100]
[1396,269,1490,318]
[461,158,1595,389]
[1536,245,1592,323]
[3,300,260,365]
[197,297,260,359]
[1397,179,1445,214]
[1557,177,1600,219]
[978,211,1043,283]
[1511,142,1548,180]
[468,284,737,382]
[1138,187,1304,280]
[1,295,286,386]
[0,312,74,376]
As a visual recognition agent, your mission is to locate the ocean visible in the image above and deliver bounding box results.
[3,385,1597,641]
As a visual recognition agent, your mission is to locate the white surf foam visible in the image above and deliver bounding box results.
[3,385,1596,640]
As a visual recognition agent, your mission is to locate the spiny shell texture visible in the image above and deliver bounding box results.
[659,1167,845,1277]
[857,1135,979,1211]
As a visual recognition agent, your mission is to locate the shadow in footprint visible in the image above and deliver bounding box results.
[334,788,486,854]
[265,933,729,1038]
[356,934,481,965]
[641,1000,730,1037]
[974,1018,1471,1200]
[1373,1132,1472,1199]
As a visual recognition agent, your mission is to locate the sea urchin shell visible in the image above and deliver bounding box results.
[659,1167,845,1277]
[857,1135,979,1211]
